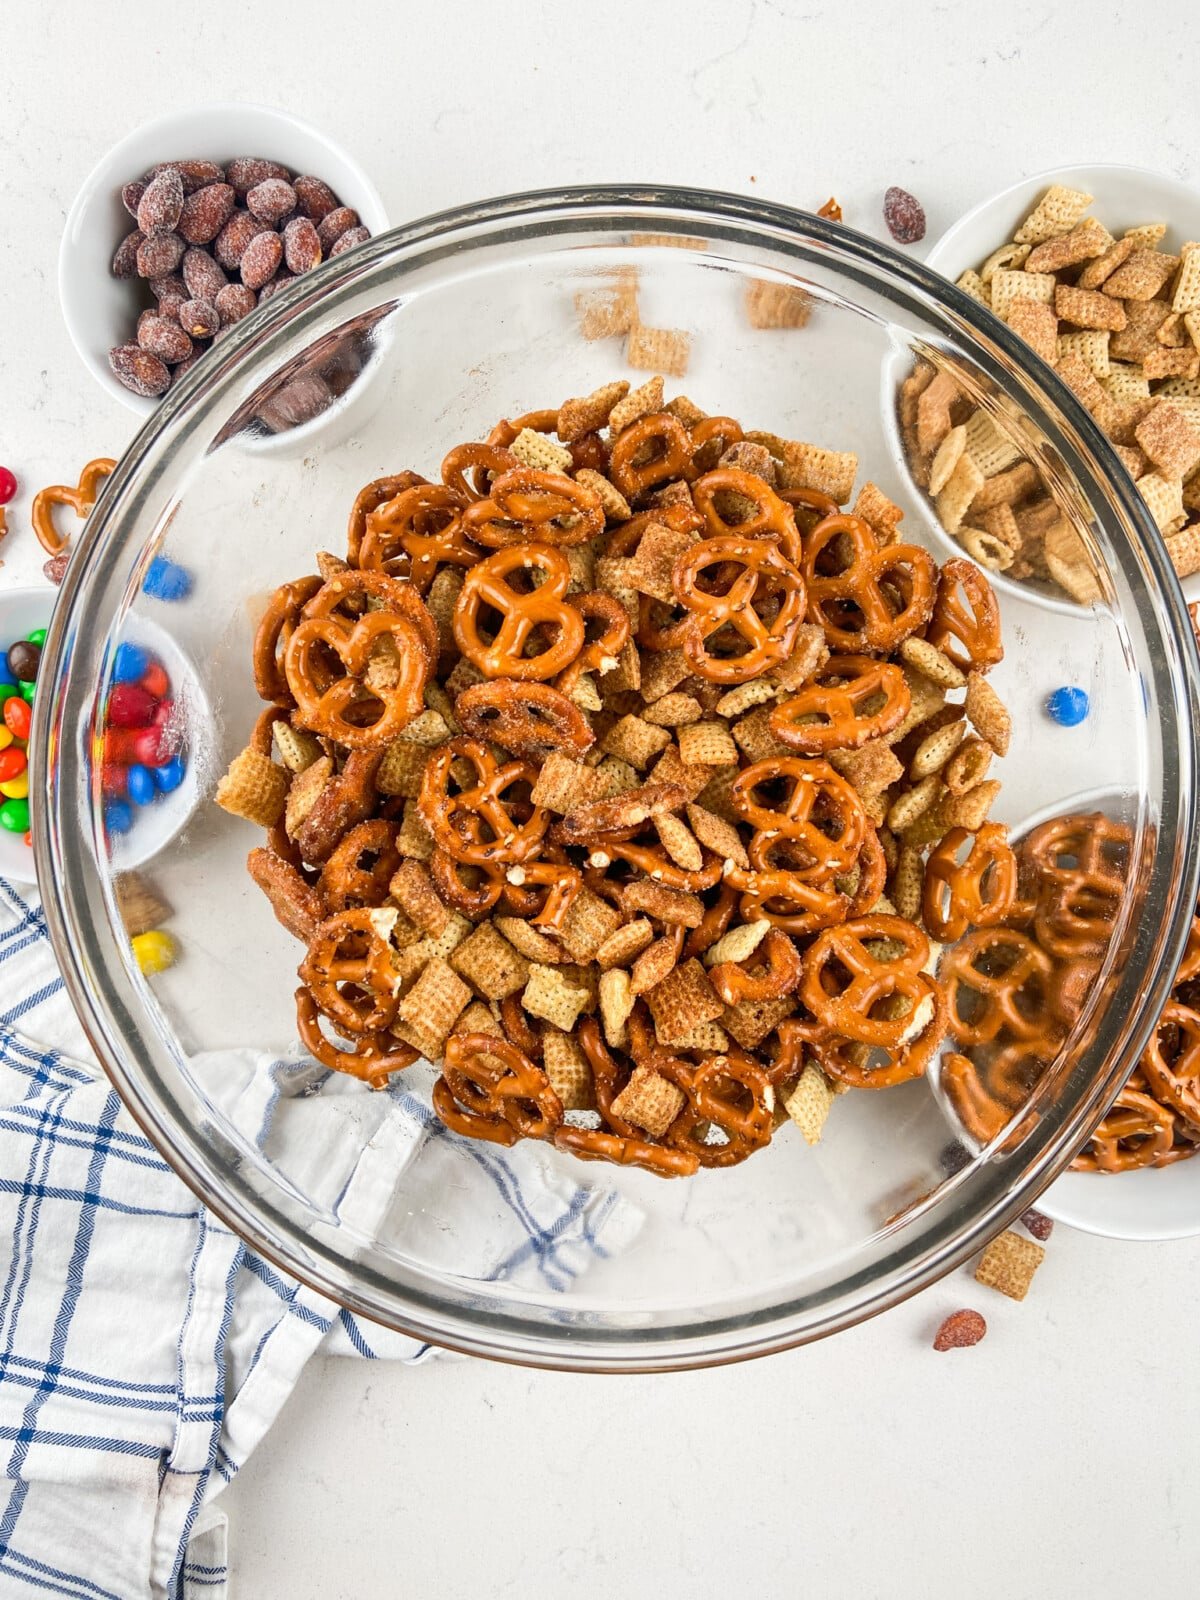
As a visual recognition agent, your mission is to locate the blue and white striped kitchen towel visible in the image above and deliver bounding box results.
[0,877,637,1598]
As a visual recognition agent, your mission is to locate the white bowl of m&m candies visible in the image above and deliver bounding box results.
[101,618,207,872]
[0,590,54,884]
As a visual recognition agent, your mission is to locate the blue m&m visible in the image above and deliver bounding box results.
[142,557,193,602]
[1046,686,1089,727]
[153,754,187,794]
[126,764,158,806]
[113,642,150,684]
[104,799,133,835]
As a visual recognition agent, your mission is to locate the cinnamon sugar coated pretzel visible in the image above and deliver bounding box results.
[217,375,1031,1176]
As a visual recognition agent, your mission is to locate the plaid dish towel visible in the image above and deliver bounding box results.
[0,878,638,1599]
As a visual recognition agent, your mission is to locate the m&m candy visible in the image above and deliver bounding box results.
[0,773,28,801]
[126,764,157,806]
[4,697,31,741]
[108,683,157,728]
[113,642,150,684]
[27,629,46,647]
[0,467,17,505]
[104,800,133,834]
[142,557,193,602]
[0,798,29,833]
[0,747,25,783]
[153,754,187,794]
[132,930,178,974]
[1046,686,1089,727]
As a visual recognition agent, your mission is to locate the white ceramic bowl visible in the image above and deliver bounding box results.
[107,616,210,875]
[889,157,1200,617]
[1003,787,1200,1243]
[0,590,53,885]
[59,102,388,416]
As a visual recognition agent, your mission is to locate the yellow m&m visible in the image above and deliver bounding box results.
[131,930,178,975]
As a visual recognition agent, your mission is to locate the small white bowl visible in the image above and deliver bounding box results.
[106,616,210,875]
[0,590,54,886]
[59,102,388,416]
[941,783,1200,1242]
[889,162,1200,616]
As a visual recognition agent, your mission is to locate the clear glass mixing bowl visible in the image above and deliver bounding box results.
[35,188,1200,1368]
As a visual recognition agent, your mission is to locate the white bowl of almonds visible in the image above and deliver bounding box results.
[59,101,388,416]
[895,164,1200,614]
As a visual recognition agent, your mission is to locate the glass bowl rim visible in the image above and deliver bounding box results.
[33,184,1200,1370]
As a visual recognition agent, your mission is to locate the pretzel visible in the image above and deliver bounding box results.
[578,1016,637,1135]
[799,914,936,1050]
[770,656,911,753]
[922,824,1017,942]
[440,442,518,501]
[802,515,936,651]
[358,483,477,591]
[486,409,561,450]
[927,557,1004,671]
[689,416,744,471]
[1020,812,1130,961]
[31,457,117,555]
[461,469,604,549]
[691,468,798,542]
[555,783,689,846]
[709,927,803,1004]
[435,1033,563,1146]
[429,846,503,920]
[419,736,547,866]
[298,908,402,1035]
[555,590,631,696]
[940,1051,1012,1144]
[292,748,384,866]
[317,819,400,913]
[295,989,417,1089]
[672,536,807,683]
[731,758,866,878]
[553,1125,699,1177]
[455,680,594,760]
[1071,1083,1178,1173]
[346,472,427,563]
[1140,1001,1200,1134]
[454,543,586,680]
[285,571,434,747]
[499,852,583,933]
[1178,904,1200,985]
[938,927,1056,1048]
[499,994,543,1061]
[608,413,695,499]
[682,881,739,960]
[253,576,323,704]
[248,847,326,944]
[607,839,724,892]
[731,867,850,937]
[665,1051,775,1167]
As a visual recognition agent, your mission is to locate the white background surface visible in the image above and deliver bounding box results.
[4,1,1200,1595]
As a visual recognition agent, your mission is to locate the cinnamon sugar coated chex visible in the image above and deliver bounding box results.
[974,1230,1045,1301]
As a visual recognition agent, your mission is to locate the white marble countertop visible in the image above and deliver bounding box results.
[5,1,1200,1594]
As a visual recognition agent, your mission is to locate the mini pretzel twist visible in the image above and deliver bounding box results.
[434,1033,564,1146]
[31,457,118,555]
[927,557,1004,671]
[1071,1083,1178,1173]
[799,914,935,1051]
[671,535,807,683]
[664,1051,776,1168]
[346,472,427,563]
[731,758,866,878]
[461,468,604,549]
[285,571,435,747]
[298,908,402,1036]
[554,590,631,696]
[1139,1000,1200,1136]
[608,413,695,500]
[453,543,586,680]
[770,655,912,753]
[802,514,936,652]
[358,483,478,591]
[938,927,1056,1049]
[455,679,595,760]
[253,576,323,705]
[922,823,1017,942]
[419,736,548,866]
[709,927,803,1004]
[691,467,799,543]
[295,988,417,1090]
